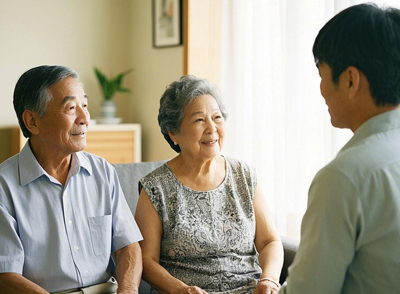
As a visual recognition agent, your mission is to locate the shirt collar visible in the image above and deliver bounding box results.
[19,141,92,186]
[340,108,400,154]
[19,140,45,186]
[75,151,92,175]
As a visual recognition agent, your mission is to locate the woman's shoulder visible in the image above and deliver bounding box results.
[141,162,170,183]
[225,156,255,173]
[224,156,257,199]
[224,156,257,187]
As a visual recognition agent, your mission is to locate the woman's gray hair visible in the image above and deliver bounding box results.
[13,65,79,138]
[158,75,228,153]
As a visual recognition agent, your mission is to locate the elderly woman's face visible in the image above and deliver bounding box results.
[170,94,225,159]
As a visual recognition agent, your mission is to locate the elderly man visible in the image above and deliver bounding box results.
[280,3,400,294]
[0,65,142,294]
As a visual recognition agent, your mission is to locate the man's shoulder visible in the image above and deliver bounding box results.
[317,136,400,187]
[0,155,21,201]
[0,154,19,175]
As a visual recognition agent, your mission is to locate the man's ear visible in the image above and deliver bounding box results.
[345,66,361,98]
[22,110,40,135]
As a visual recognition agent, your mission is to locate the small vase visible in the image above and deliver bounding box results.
[100,100,116,118]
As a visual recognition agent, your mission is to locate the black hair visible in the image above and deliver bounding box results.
[313,3,400,106]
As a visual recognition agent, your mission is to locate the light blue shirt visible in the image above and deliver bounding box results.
[280,109,400,294]
[0,142,142,293]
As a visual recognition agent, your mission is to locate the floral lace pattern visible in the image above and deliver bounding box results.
[140,157,261,293]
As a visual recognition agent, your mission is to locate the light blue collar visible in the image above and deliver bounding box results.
[340,108,400,154]
[19,141,92,186]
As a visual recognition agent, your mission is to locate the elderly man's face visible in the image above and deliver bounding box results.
[36,77,90,156]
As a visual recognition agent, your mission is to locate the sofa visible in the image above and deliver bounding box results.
[112,161,299,293]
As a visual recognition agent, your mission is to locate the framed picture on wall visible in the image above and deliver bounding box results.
[153,0,182,48]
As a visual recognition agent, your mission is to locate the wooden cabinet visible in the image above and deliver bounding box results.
[0,124,141,164]
[85,124,141,163]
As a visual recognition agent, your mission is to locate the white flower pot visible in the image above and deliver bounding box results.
[100,100,116,118]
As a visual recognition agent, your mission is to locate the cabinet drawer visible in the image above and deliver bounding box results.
[86,131,135,163]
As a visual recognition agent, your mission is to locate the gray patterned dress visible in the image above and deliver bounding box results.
[140,157,261,294]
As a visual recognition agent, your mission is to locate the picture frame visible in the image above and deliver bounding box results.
[153,0,182,48]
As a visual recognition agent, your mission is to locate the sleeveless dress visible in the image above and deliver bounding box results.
[140,157,261,294]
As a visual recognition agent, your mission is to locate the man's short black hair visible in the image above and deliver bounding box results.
[313,3,400,106]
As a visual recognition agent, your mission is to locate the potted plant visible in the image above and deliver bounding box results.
[94,67,132,120]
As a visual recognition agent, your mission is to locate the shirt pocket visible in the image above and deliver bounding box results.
[88,215,112,256]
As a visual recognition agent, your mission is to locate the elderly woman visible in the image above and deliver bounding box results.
[135,75,283,294]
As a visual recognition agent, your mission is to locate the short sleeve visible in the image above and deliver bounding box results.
[0,197,25,273]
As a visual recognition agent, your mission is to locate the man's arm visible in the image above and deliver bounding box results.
[279,167,358,294]
[0,273,49,294]
[0,190,48,294]
[114,242,142,294]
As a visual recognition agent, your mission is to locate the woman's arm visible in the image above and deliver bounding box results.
[114,242,142,294]
[135,189,206,294]
[253,185,284,294]
[0,273,49,294]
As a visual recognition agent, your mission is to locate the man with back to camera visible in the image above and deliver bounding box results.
[280,3,400,294]
[0,65,143,294]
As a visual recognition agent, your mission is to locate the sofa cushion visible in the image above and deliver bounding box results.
[112,161,166,215]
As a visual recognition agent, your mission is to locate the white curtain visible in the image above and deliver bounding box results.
[219,0,399,239]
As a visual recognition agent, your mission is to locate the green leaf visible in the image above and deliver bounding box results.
[93,67,132,100]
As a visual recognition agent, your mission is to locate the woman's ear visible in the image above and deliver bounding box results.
[22,110,40,135]
[168,130,178,145]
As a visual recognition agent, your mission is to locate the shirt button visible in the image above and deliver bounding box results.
[74,246,79,251]
[68,220,73,225]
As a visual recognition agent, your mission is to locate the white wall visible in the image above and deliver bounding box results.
[0,0,179,162]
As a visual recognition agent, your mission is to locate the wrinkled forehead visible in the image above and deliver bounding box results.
[49,77,87,102]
